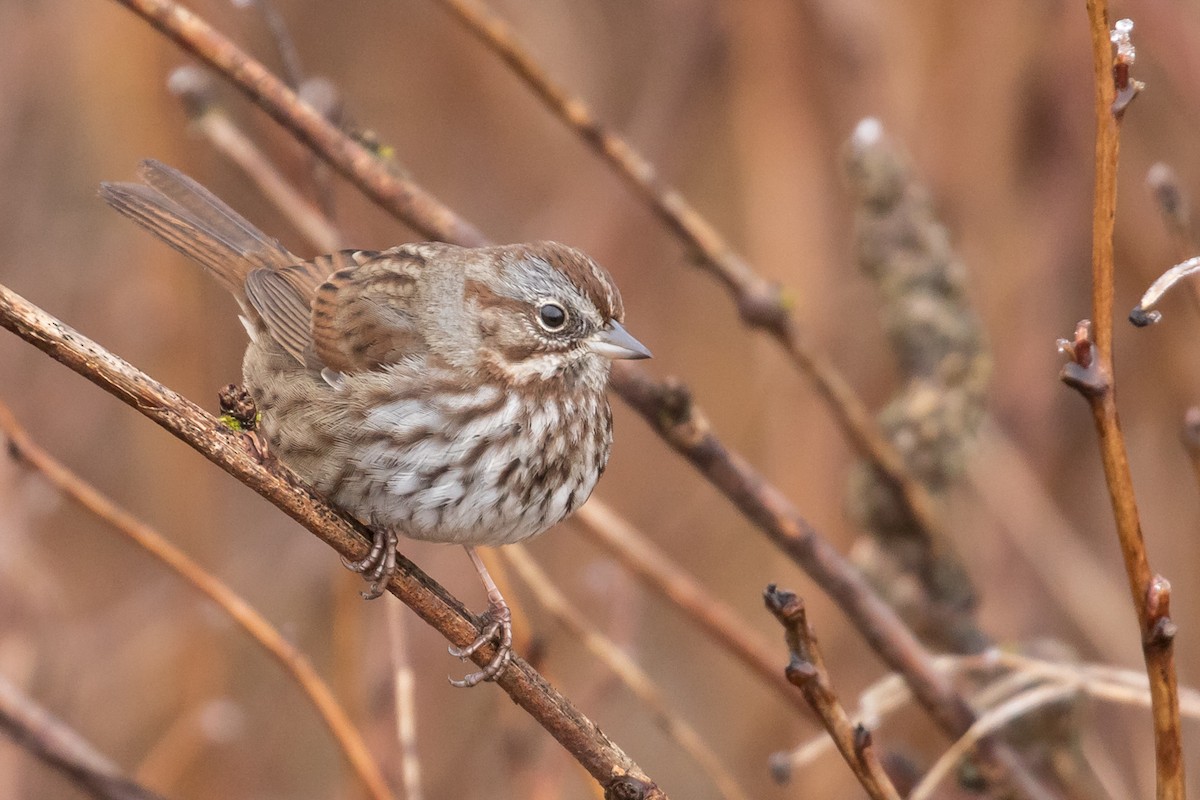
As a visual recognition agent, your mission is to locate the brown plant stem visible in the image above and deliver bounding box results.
[0,284,665,800]
[1065,5,1185,800]
[0,673,168,800]
[0,402,396,800]
[500,546,751,800]
[573,502,808,714]
[763,586,903,800]
[426,0,948,586]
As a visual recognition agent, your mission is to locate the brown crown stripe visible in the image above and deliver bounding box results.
[518,242,624,322]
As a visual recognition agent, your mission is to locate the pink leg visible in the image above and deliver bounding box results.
[448,546,514,688]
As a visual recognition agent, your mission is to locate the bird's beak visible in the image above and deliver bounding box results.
[590,320,652,360]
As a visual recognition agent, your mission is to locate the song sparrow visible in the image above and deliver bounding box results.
[101,161,649,686]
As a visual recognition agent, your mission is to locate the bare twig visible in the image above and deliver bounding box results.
[0,401,396,800]
[500,546,751,800]
[385,599,424,800]
[573,502,807,714]
[426,0,949,596]
[1063,9,1185,799]
[908,684,1080,800]
[0,673,168,800]
[763,586,902,800]
[0,284,665,800]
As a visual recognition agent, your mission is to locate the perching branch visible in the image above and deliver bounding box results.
[1062,8,1185,800]
[0,284,666,800]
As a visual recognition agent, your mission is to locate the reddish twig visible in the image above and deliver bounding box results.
[0,284,665,800]
[0,402,395,800]
[1062,8,1185,800]
[763,586,903,800]
[0,673,167,800]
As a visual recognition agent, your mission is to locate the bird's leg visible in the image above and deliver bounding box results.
[342,527,398,600]
[448,545,513,688]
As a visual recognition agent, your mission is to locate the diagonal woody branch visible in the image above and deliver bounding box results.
[0,284,666,800]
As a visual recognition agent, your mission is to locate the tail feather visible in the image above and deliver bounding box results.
[99,159,297,296]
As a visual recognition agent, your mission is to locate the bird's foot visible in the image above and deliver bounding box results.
[342,527,398,599]
[448,598,513,688]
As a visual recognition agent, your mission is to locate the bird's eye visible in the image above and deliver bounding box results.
[537,302,568,331]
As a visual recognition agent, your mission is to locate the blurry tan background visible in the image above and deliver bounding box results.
[2,0,1200,798]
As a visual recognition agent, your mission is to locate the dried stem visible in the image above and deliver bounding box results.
[1062,7,1185,799]
[0,673,167,800]
[763,586,902,800]
[427,0,948,593]
[908,683,1080,800]
[385,599,424,800]
[0,285,665,800]
[500,546,751,800]
[0,401,396,800]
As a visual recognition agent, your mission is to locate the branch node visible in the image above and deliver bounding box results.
[853,724,873,758]
[1058,320,1110,396]
[737,284,790,334]
[605,774,656,800]
[784,655,819,688]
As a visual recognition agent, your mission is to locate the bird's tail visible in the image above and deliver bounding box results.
[100,159,297,298]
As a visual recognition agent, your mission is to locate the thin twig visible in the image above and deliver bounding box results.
[1063,8,1185,799]
[427,0,950,594]
[0,401,396,800]
[500,545,751,800]
[763,586,902,800]
[385,599,424,800]
[0,673,168,800]
[573,503,807,714]
[908,684,1080,800]
[0,284,665,800]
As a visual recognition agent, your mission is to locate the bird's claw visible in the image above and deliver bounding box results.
[343,527,398,599]
[448,601,513,688]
